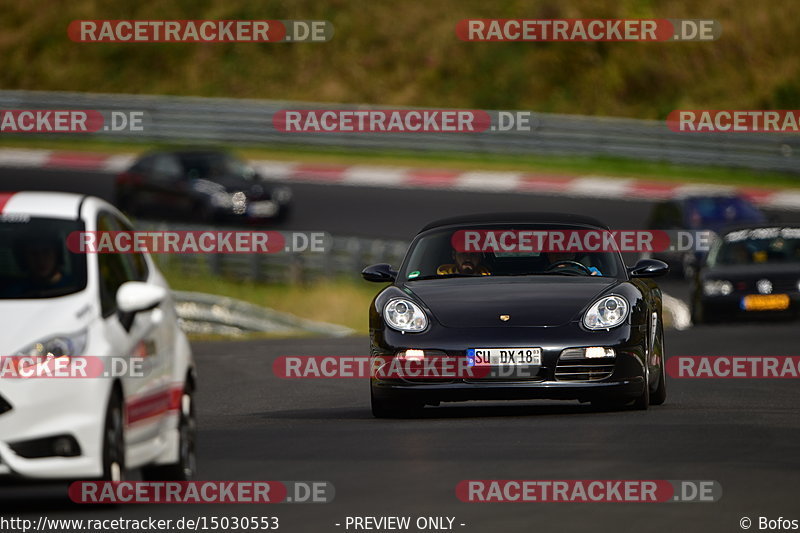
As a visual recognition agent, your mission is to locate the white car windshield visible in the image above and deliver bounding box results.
[0,216,87,299]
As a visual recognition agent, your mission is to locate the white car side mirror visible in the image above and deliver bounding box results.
[116,281,167,314]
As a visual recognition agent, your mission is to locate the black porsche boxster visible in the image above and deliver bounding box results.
[363,213,669,418]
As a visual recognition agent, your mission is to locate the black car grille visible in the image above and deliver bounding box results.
[0,394,11,416]
[554,357,615,382]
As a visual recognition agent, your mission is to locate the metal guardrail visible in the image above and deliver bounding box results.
[172,290,355,337]
[138,221,408,283]
[1,90,799,174]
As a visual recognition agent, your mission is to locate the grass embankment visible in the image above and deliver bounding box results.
[160,263,381,337]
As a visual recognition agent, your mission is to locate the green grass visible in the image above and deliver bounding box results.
[2,136,799,190]
[159,263,382,336]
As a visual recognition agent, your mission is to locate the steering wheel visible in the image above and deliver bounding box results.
[545,260,592,275]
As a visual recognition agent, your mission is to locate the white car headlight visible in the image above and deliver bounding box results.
[384,298,428,332]
[583,295,629,330]
[15,328,88,358]
[703,280,733,296]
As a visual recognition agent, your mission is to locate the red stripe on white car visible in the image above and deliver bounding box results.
[0,192,16,213]
[125,384,184,425]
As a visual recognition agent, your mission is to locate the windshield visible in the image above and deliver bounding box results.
[0,216,88,299]
[400,225,626,281]
[179,152,255,180]
[707,227,800,267]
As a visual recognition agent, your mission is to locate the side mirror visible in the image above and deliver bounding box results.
[362,263,397,283]
[629,259,669,278]
[117,281,167,313]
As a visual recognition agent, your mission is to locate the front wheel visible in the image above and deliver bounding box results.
[632,366,650,410]
[102,390,126,482]
[142,386,197,481]
[691,297,704,325]
[650,334,667,406]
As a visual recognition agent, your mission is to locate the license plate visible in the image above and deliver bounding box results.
[742,294,790,311]
[247,201,277,217]
[467,348,541,367]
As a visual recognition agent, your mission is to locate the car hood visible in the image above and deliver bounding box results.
[404,276,621,327]
[0,292,93,355]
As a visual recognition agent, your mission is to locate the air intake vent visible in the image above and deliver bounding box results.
[555,358,614,382]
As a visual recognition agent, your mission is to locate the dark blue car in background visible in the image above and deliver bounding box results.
[645,193,768,278]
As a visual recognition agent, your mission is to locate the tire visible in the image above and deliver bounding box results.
[650,332,667,406]
[102,390,126,482]
[370,387,423,419]
[650,363,667,406]
[691,298,704,325]
[142,385,197,481]
[632,365,650,410]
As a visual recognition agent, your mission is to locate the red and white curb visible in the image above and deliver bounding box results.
[1,148,798,210]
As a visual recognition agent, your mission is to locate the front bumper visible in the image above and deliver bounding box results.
[700,293,800,320]
[372,377,645,404]
[0,378,110,479]
[370,322,648,404]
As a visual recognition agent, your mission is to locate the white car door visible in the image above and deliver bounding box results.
[95,212,170,448]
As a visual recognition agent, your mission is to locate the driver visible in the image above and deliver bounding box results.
[544,251,602,276]
[438,250,491,276]
[13,234,74,293]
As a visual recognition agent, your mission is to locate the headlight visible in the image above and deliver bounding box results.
[231,191,247,214]
[703,280,733,296]
[384,298,428,332]
[583,295,629,330]
[15,329,88,358]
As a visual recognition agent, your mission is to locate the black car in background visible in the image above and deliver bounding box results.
[115,149,292,224]
[363,213,669,418]
[691,225,800,323]
[645,193,767,278]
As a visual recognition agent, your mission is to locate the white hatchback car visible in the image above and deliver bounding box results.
[0,191,195,482]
